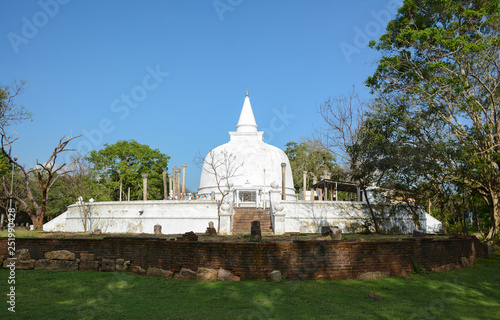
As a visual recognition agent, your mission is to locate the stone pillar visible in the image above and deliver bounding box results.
[142,173,148,201]
[324,185,328,201]
[281,163,286,200]
[162,170,167,200]
[272,201,285,235]
[302,171,307,200]
[182,164,187,194]
[269,189,281,204]
[310,189,315,201]
[219,202,232,235]
[172,166,177,196]
[176,168,181,199]
[168,174,173,198]
[318,188,323,201]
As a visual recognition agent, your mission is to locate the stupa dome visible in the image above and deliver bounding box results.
[198,89,296,203]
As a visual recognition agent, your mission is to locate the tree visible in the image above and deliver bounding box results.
[316,89,380,233]
[87,140,170,201]
[284,139,344,192]
[53,155,106,232]
[1,133,82,230]
[195,149,243,232]
[366,0,500,238]
[0,80,31,129]
[1,81,83,230]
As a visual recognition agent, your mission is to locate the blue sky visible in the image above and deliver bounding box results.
[1,0,402,192]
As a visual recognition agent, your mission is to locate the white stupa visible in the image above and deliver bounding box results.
[198,89,296,205]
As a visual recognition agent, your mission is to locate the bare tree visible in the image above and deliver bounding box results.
[63,155,100,232]
[0,80,31,128]
[195,149,243,232]
[315,88,380,233]
[1,132,82,230]
[315,87,367,168]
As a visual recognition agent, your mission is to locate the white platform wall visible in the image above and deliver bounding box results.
[44,200,219,234]
[279,201,420,234]
[44,200,441,235]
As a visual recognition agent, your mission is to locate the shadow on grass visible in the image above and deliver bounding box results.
[1,257,499,320]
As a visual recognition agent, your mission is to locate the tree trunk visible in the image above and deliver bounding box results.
[363,188,379,234]
[487,191,500,239]
[403,199,421,229]
[439,199,447,234]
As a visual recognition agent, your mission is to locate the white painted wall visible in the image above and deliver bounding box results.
[44,199,441,235]
[43,200,219,234]
[280,200,419,234]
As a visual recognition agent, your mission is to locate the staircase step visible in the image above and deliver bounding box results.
[232,208,273,234]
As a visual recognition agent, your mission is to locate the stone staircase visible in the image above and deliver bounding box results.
[232,208,273,234]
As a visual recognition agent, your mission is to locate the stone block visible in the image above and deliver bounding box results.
[177,231,198,241]
[174,268,197,280]
[123,261,131,271]
[131,266,146,275]
[80,253,94,261]
[146,267,173,278]
[35,259,78,271]
[217,268,241,282]
[270,270,282,282]
[115,259,126,271]
[100,258,115,272]
[44,250,75,261]
[331,227,342,240]
[3,259,35,270]
[487,243,493,258]
[321,226,331,236]
[206,221,217,235]
[154,224,162,235]
[79,260,101,271]
[251,220,262,241]
[321,226,342,240]
[197,267,218,281]
[413,230,425,238]
[358,271,391,279]
[14,249,31,260]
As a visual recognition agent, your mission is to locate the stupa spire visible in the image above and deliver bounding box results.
[236,87,258,133]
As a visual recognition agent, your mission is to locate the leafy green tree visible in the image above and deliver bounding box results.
[366,0,500,238]
[284,139,344,192]
[87,140,170,201]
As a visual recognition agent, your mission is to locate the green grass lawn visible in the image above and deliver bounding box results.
[1,255,499,320]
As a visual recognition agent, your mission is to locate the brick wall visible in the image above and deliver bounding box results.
[0,236,487,280]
